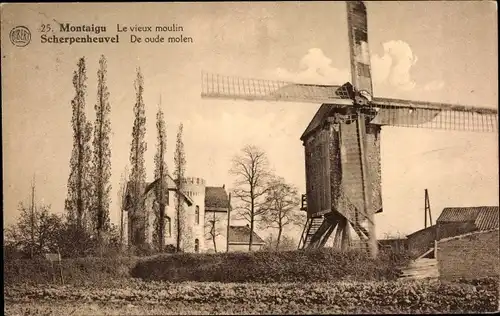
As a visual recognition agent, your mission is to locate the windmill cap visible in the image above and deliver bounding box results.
[358,90,372,101]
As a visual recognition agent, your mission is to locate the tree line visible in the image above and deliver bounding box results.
[5,56,187,259]
[4,56,306,259]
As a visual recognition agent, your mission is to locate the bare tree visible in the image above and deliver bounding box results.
[5,202,64,258]
[204,212,224,252]
[229,145,271,251]
[262,234,297,252]
[260,176,304,250]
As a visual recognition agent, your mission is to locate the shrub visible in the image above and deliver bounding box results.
[131,247,410,283]
[4,257,137,286]
[4,248,412,286]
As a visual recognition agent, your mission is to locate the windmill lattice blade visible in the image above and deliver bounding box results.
[371,98,498,133]
[347,1,374,96]
[201,72,354,105]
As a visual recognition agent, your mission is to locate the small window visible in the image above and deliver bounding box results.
[165,216,171,237]
[195,205,200,224]
[194,239,199,253]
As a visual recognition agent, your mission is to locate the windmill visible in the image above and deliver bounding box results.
[200,1,498,258]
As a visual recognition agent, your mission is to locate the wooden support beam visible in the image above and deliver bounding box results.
[308,219,331,248]
[341,220,351,251]
[356,114,378,258]
[334,220,344,249]
[319,221,338,248]
[298,217,309,249]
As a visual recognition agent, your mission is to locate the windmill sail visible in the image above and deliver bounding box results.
[371,97,498,132]
[201,72,353,105]
[347,1,373,96]
[342,1,380,241]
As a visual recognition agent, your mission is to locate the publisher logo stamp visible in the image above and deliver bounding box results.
[10,26,31,47]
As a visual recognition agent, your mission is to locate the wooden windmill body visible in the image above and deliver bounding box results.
[200,1,498,258]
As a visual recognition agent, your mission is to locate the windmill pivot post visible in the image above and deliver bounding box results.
[357,114,378,258]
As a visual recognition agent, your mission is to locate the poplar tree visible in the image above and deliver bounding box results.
[128,68,147,246]
[64,57,93,236]
[153,105,168,252]
[91,55,112,241]
[174,123,186,252]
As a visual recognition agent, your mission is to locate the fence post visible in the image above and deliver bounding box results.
[57,250,64,285]
[51,261,56,283]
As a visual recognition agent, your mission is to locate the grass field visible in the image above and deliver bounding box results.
[4,278,499,315]
[4,251,498,315]
[3,300,437,315]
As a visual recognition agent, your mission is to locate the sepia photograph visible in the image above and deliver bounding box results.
[2,1,499,315]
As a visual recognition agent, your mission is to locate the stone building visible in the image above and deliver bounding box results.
[122,176,231,253]
[406,206,499,257]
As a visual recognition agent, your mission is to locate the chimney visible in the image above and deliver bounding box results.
[222,184,225,189]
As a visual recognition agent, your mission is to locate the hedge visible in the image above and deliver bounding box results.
[4,249,409,285]
[131,248,410,283]
[4,256,137,285]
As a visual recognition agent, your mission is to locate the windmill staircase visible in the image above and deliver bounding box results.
[298,217,324,249]
[298,194,381,251]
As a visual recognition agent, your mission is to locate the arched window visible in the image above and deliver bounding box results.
[165,216,171,237]
[195,205,200,224]
[194,239,199,253]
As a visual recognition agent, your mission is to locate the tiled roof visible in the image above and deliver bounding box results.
[205,186,229,210]
[474,207,499,230]
[406,225,436,239]
[437,206,499,230]
[228,225,265,245]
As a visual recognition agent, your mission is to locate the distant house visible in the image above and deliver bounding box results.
[204,186,231,253]
[227,225,265,252]
[407,206,499,257]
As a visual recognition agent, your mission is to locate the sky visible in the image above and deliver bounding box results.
[2,1,498,240]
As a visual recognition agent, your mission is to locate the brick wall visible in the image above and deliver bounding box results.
[436,221,477,240]
[437,229,499,280]
[407,222,478,258]
[228,244,264,252]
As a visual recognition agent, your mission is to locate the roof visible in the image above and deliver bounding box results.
[437,206,499,230]
[473,207,499,230]
[406,225,437,239]
[228,225,265,245]
[205,186,229,211]
[123,175,194,208]
[300,104,338,141]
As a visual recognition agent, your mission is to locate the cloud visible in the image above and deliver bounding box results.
[271,48,350,85]
[269,43,443,94]
[423,80,445,91]
[371,40,418,90]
